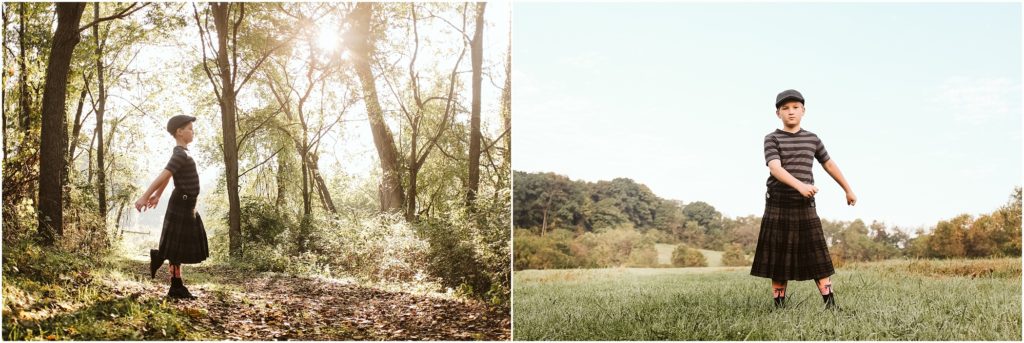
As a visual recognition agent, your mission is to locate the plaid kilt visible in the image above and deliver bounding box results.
[749,191,835,281]
[157,188,209,264]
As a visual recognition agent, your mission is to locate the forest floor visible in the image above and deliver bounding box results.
[2,245,510,340]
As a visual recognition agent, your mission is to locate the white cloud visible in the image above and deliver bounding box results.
[934,76,1021,124]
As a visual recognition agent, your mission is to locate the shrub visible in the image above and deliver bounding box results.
[671,244,707,267]
[238,197,290,246]
[721,243,751,266]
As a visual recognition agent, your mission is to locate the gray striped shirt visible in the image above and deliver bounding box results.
[165,146,201,196]
[764,129,830,198]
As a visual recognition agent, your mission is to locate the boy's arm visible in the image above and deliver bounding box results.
[822,159,857,205]
[135,170,173,212]
[768,159,817,198]
[151,173,171,198]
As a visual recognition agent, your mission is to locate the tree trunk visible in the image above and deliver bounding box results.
[351,2,404,214]
[18,3,30,131]
[405,120,418,221]
[541,206,548,237]
[63,86,86,190]
[37,3,86,245]
[467,2,485,205]
[300,145,310,216]
[211,3,242,256]
[275,149,288,209]
[406,164,418,220]
[2,6,9,157]
[67,85,87,171]
[94,3,107,221]
[501,29,511,169]
[307,152,336,213]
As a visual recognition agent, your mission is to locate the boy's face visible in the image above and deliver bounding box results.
[775,101,805,127]
[175,122,194,143]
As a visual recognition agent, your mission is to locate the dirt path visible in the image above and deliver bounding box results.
[111,258,510,340]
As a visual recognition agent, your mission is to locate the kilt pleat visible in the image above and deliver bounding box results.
[749,192,834,281]
[157,188,209,264]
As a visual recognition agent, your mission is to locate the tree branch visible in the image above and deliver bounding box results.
[79,2,147,32]
[239,146,286,179]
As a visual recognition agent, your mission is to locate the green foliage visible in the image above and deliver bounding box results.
[2,240,199,340]
[513,171,582,231]
[670,244,707,267]
[237,196,290,247]
[513,229,577,270]
[721,243,750,266]
[417,213,491,301]
[513,226,660,270]
[905,188,1021,259]
[313,212,432,283]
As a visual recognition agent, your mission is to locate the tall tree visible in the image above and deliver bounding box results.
[263,50,345,216]
[37,3,86,245]
[18,3,30,131]
[466,2,485,205]
[195,2,281,256]
[500,23,511,170]
[93,3,107,222]
[209,3,242,256]
[350,2,404,214]
[381,3,466,220]
[37,2,143,244]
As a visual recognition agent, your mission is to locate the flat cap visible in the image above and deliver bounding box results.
[166,115,197,135]
[775,89,805,108]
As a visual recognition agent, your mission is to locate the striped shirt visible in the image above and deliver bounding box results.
[764,129,830,198]
[165,146,200,196]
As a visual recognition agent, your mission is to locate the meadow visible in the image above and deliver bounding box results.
[512,257,1022,340]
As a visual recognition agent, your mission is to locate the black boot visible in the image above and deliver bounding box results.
[773,296,787,309]
[822,292,837,309]
[149,249,164,279]
[167,277,196,300]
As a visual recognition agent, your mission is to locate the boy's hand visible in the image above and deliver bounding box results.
[146,194,160,209]
[134,197,148,212]
[846,191,857,206]
[797,183,819,198]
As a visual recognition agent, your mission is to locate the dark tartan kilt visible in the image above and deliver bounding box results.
[750,191,835,281]
[158,188,209,264]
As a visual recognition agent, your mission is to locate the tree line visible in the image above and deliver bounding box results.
[513,171,1021,270]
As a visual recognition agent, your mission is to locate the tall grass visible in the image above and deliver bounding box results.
[513,258,1022,340]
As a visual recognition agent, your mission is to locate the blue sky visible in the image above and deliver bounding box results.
[513,3,1022,231]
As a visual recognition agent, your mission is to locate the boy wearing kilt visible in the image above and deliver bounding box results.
[134,115,210,299]
[750,89,857,309]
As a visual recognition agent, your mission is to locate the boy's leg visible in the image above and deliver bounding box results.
[772,279,788,308]
[815,277,832,295]
[772,279,787,297]
[816,276,838,309]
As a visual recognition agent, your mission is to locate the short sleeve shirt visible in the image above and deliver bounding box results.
[764,129,830,198]
[165,146,200,196]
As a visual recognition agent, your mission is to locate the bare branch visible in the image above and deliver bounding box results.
[239,146,286,179]
[192,3,223,103]
[79,2,148,32]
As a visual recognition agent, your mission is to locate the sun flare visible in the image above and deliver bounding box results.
[315,23,339,53]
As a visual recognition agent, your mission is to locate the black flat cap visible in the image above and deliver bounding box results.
[775,89,805,108]
[166,115,197,135]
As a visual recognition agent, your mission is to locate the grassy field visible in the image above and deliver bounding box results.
[513,257,1022,340]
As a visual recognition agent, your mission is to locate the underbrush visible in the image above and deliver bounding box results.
[2,240,200,340]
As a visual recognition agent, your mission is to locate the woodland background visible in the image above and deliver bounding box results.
[2,2,511,340]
